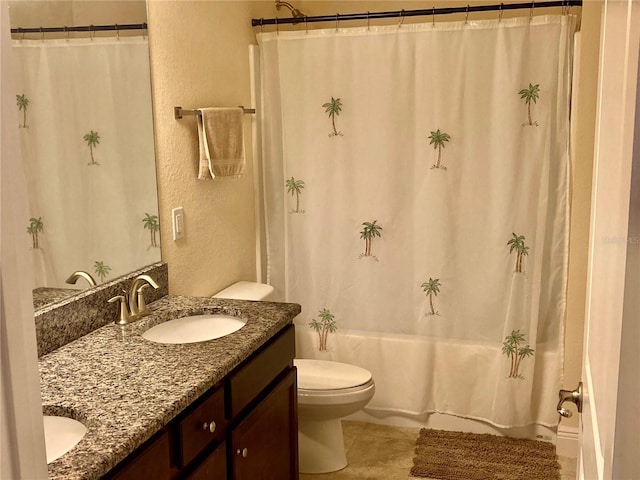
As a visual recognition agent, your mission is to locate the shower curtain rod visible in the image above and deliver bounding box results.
[10,23,147,35]
[251,0,581,27]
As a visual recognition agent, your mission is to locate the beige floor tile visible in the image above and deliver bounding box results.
[301,421,416,480]
[353,421,421,442]
[558,455,577,480]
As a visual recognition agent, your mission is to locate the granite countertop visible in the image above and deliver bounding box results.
[39,295,301,480]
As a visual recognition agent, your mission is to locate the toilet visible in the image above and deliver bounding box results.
[294,358,375,473]
[213,282,376,474]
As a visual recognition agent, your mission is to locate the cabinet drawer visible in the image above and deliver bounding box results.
[228,325,295,418]
[109,430,171,480]
[185,441,227,480]
[179,386,226,467]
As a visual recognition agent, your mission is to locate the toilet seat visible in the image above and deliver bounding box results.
[294,359,375,406]
[294,359,372,389]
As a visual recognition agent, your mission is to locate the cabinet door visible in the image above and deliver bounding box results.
[185,441,227,480]
[231,368,298,480]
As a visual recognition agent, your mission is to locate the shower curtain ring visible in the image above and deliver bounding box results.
[260,18,264,33]
[398,10,405,28]
[304,16,308,33]
[499,3,503,22]
[116,24,120,40]
[432,7,435,26]
[465,5,469,24]
[335,13,339,32]
[90,25,95,40]
[367,11,370,30]
[530,0,535,21]
[275,16,279,34]
[40,26,44,42]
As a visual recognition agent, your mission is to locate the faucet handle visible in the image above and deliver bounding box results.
[136,284,151,316]
[108,295,130,325]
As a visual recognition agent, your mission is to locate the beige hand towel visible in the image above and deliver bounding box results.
[197,107,245,179]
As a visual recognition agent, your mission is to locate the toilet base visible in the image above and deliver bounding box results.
[298,418,347,474]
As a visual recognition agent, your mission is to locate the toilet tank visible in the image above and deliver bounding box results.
[213,281,275,301]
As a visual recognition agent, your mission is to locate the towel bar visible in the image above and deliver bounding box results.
[174,106,256,119]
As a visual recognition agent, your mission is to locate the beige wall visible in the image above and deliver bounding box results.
[151,0,600,428]
[148,1,258,297]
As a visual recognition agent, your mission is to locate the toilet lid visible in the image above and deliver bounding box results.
[294,359,372,390]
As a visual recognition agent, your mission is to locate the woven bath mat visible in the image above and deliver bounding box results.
[410,428,560,480]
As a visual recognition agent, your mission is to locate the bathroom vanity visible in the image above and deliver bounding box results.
[39,295,301,480]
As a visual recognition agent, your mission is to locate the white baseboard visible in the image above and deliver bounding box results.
[556,425,579,458]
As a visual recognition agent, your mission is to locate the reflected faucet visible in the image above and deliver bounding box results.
[65,271,97,287]
[108,274,160,325]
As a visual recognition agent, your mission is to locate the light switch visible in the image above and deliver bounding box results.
[172,207,185,240]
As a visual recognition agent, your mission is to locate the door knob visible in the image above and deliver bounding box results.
[557,382,583,418]
[236,447,248,458]
[202,421,216,433]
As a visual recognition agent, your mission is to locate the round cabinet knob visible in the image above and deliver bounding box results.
[236,447,248,458]
[201,421,216,433]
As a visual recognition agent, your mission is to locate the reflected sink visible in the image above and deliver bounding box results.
[142,314,247,344]
[43,416,87,464]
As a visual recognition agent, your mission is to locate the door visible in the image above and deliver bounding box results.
[578,1,640,479]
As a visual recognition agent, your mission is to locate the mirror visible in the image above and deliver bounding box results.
[9,1,161,310]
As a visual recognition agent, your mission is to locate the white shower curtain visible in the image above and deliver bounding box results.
[258,15,574,427]
[12,37,159,289]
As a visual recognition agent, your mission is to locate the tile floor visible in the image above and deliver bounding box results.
[299,421,577,480]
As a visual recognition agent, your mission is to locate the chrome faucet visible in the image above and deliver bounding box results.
[65,271,97,287]
[108,274,159,325]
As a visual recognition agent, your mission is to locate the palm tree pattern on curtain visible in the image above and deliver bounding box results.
[94,260,111,282]
[359,220,382,260]
[143,213,160,248]
[309,308,337,351]
[27,217,44,249]
[519,83,540,127]
[297,80,543,378]
[421,277,442,316]
[501,329,535,378]
[507,233,529,273]
[323,97,343,137]
[285,177,305,213]
[84,130,101,165]
[16,94,29,128]
[428,129,451,170]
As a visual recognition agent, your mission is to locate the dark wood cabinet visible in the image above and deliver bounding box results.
[179,386,227,467]
[231,368,298,480]
[185,441,227,480]
[108,430,171,480]
[104,325,298,480]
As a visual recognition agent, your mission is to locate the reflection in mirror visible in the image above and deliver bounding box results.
[9,2,161,309]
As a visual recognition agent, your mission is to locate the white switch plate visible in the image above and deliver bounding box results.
[172,207,185,240]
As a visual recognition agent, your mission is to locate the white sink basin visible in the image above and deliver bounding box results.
[43,416,87,464]
[142,314,247,344]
